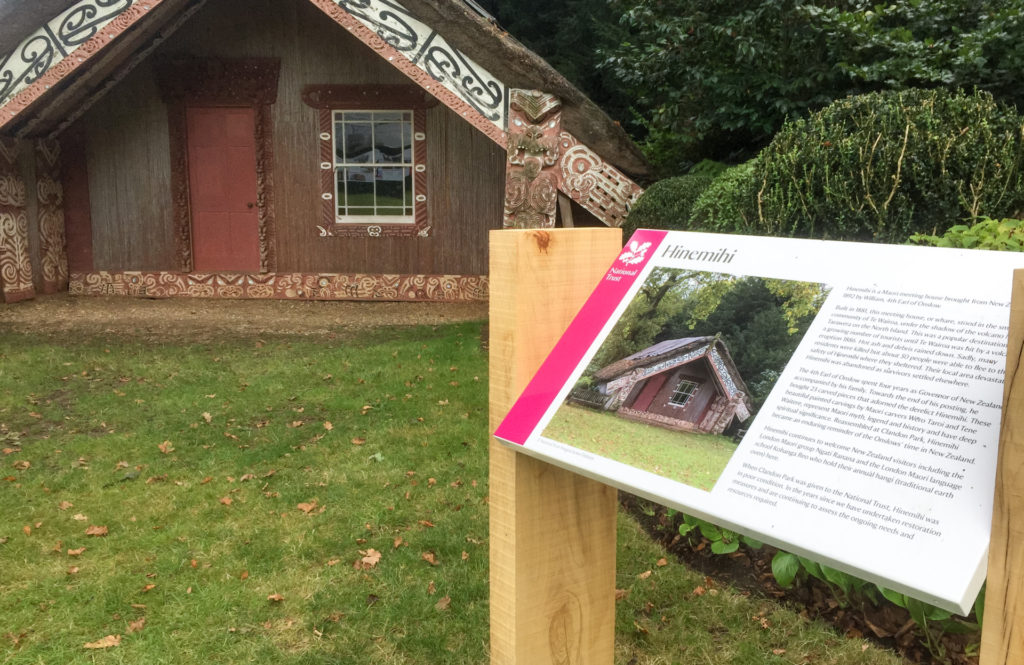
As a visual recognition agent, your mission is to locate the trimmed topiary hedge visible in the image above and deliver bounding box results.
[620,174,715,239]
[690,88,1024,243]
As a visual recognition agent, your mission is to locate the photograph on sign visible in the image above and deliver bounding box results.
[494,230,1024,614]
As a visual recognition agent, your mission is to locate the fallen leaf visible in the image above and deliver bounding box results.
[392,537,404,549]
[12,460,29,470]
[85,525,108,537]
[22,525,30,536]
[141,584,156,592]
[127,617,146,634]
[656,558,668,567]
[267,593,284,603]
[638,570,653,580]
[219,497,233,506]
[240,570,249,580]
[158,441,174,454]
[288,421,304,428]
[200,476,213,485]
[323,422,333,431]
[67,547,86,556]
[58,501,73,511]
[190,559,198,568]
[1,447,17,455]
[421,551,439,566]
[326,559,340,567]
[461,550,469,561]
[434,596,451,611]
[72,513,87,521]
[239,474,255,482]
[615,589,630,601]
[692,586,707,596]
[351,437,366,446]
[296,501,318,514]
[353,548,382,570]
[427,581,436,595]
[427,478,437,487]
[418,520,435,528]
[114,461,129,470]
[83,634,121,649]
[68,565,80,574]
[772,649,786,656]
[202,412,212,423]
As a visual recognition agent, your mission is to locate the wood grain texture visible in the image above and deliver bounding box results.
[982,268,1024,665]
[489,228,621,665]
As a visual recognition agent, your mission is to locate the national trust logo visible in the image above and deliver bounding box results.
[618,240,651,266]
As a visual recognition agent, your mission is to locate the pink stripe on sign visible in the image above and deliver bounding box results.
[494,229,668,444]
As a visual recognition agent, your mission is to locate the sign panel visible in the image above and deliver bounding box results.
[494,230,1024,614]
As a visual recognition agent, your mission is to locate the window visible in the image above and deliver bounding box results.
[668,379,699,407]
[333,110,414,223]
[303,85,431,238]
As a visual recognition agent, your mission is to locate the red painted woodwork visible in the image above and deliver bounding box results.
[631,373,668,412]
[62,130,94,273]
[187,106,260,272]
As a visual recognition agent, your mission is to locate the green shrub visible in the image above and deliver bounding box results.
[909,216,1024,251]
[752,88,1024,242]
[621,174,715,239]
[688,160,760,233]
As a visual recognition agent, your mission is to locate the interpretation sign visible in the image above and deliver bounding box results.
[494,230,1024,614]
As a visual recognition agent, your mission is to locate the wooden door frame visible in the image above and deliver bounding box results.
[155,57,280,273]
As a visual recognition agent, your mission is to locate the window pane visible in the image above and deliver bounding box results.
[344,123,372,163]
[346,167,374,209]
[344,111,372,122]
[376,207,405,216]
[335,170,347,215]
[376,167,406,207]
[374,122,405,164]
[403,167,413,206]
[374,111,403,122]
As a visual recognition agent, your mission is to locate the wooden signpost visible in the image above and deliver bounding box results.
[488,232,1024,664]
[489,228,621,665]
[982,268,1024,665]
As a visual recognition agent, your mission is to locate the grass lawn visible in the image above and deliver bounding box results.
[543,404,738,490]
[0,320,901,665]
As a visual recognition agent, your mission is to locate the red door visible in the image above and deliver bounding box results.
[186,106,260,272]
[630,373,668,412]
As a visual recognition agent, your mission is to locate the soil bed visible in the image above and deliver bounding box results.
[621,495,980,665]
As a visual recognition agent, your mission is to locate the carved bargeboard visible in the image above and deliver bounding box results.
[0,138,34,302]
[503,90,561,229]
[558,132,643,229]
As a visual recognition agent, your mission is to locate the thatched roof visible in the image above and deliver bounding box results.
[0,0,649,177]
[594,337,713,382]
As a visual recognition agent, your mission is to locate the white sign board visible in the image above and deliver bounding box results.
[494,230,1024,614]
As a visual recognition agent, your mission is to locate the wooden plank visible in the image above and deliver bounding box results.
[489,228,621,665]
[981,267,1024,665]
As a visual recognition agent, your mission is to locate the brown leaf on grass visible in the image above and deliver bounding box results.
[296,501,318,514]
[145,475,167,484]
[351,437,366,446]
[434,596,451,611]
[52,541,63,553]
[656,558,668,567]
[392,537,404,549]
[141,584,156,592]
[427,581,436,595]
[67,547,86,556]
[85,525,108,537]
[288,421,304,428]
[638,570,653,580]
[22,525,30,536]
[12,460,29,470]
[262,469,276,478]
[421,551,439,566]
[427,478,437,487]
[461,551,469,561]
[240,571,249,580]
[219,497,233,506]
[772,648,786,656]
[127,617,146,634]
[692,586,706,596]
[615,589,630,601]
[353,549,382,570]
[267,593,284,603]
[190,559,198,568]
[67,566,80,574]
[72,513,87,521]
[239,474,255,482]
[114,461,129,470]
[202,412,213,423]
[158,441,174,454]
[83,634,121,649]
[323,421,333,431]
[58,500,74,511]
[200,476,213,485]
[1,447,18,455]
[418,520,435,528]
[325,559,340,567]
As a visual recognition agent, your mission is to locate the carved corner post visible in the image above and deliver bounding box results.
[0,138,35,303]
[981,267,1024,664]
[489,228,621,665]
[503,90,563,229]
[35,139,68,294]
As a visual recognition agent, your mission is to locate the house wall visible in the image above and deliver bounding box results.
[640,361,720,426]
[78,0,505,275]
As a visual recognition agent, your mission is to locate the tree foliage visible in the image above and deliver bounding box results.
[603,0,1024,173]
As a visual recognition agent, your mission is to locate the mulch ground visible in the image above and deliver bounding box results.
[0,294,487,340]
[622,495,980,665]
